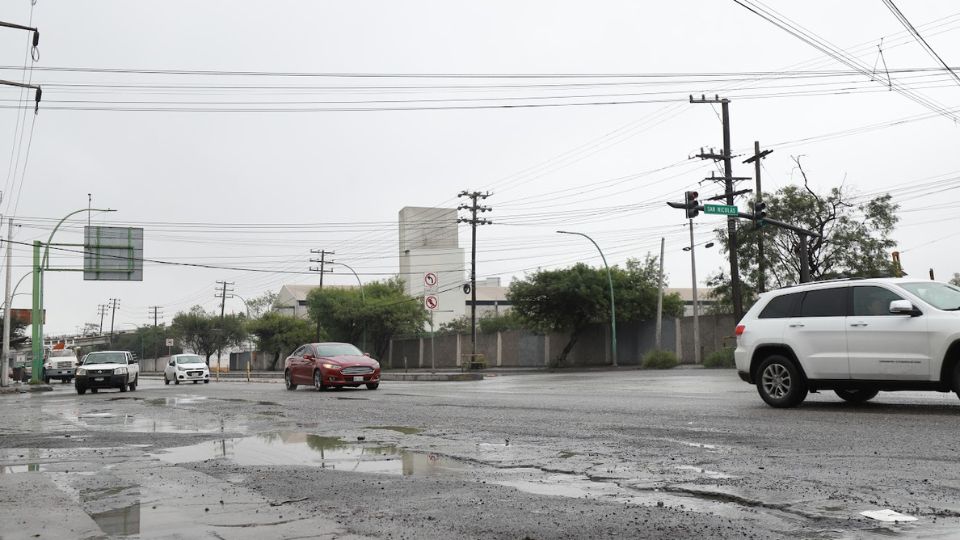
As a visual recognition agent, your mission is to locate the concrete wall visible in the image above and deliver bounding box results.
[386,318,681,369]
[678,314,737,364]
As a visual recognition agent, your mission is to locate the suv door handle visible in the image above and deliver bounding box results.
[849,323,868,327]
[788,323,805,328]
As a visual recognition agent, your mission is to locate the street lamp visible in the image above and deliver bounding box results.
[28,207,115,383]
[683,238,714,365]
[557,230,617,367]
[330,261,366,353]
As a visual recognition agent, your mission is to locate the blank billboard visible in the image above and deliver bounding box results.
[83,226,143,281]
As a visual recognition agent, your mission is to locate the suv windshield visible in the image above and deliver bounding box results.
[175,355,203,364]
[316,343,362,357]
[897,282,960,310]
[83,352,127,365]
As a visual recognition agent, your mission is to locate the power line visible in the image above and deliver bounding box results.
[882,0,960,89]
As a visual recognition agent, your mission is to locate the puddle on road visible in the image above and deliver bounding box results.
[70,411,237,434]
[674,465,737,480]
[157,432,468,476]
[366,426,422,435]
[145,396,209,407]
[1,463,45,473]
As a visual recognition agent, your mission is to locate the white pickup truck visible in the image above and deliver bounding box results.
[74,350,139,394]
[43,348,79,384]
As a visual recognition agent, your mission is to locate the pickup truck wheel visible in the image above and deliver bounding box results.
[756,355,807,408]
[43,377,50,384]
[129,376,138,392]
[119,381,128,392]
[91,388,98,394]
[284,370,297,391]
[835,389,878,403]
[76,387,86,395]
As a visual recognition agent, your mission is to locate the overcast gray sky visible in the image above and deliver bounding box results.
[1,1,958,335]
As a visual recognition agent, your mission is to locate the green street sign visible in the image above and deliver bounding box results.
[704,204,738,216]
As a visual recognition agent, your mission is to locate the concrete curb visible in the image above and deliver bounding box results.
[140,371,484,382]
[0,384,55,394]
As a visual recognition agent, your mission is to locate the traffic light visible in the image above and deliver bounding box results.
[754,200,767,228]
[685,191,699,219]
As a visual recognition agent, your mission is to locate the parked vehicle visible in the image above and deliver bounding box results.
[74,351,140,395]
[735,278,960,408]
[164,354,210,385]
[284,342,380,391]
[43,348,79,384]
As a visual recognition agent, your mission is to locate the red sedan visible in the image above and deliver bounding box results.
[284,342,381,391]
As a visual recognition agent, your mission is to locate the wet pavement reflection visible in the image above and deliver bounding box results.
[157,431,469,476]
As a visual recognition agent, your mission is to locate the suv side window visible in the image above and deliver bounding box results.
[853,286,904,316]
[798,288,847,317]
[759,292,801,319]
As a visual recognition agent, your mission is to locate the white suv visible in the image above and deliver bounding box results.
[734,278,960,408]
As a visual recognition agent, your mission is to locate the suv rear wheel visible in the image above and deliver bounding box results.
[835,388,879,403]
[756,355,807,408]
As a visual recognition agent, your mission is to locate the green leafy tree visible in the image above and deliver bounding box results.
[508,258,682,367]
[246,312,314,370]
[709,158,899,313]
[170,306,247,364]
[435,312,526,335]
[306,277,428,360]
[246,290,279,319]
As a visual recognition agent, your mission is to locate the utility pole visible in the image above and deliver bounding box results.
[148,306,162,360]
[1,218,12,387]
[655,237,665,350]
[309,249,335,342]
[689,220,701,364]
[457,191,492,361]
[97,304,108,335]
[214,281,234,374]
[108,298,120,342]
[690,95,744,321]
[744,141,773,293]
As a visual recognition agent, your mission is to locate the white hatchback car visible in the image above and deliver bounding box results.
[735,278,960,407]
[163,354,210,385]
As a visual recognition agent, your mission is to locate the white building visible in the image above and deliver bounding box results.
[398,206,466,329]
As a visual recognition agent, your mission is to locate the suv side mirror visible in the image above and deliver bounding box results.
[168,360,175,366]
[890,300,921,316]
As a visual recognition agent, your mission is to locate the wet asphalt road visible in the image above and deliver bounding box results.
[1,369,960,539]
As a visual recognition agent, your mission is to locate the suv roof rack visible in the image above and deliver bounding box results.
[781,277,855,289]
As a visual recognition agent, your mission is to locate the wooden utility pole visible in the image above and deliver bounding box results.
[691,95,744,321]
[309,250,334,341]
[743,142,773,293]
[457,191,492,361]
[655,237,665,350]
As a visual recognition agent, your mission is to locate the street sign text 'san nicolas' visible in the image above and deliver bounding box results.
[84,226,144,281]
[704,204,738,216]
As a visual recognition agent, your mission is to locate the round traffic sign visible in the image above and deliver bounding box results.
[424,295,439,310]
[424,272,438,288]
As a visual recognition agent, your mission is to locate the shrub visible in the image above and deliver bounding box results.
[703,347,735,369]
[642,349,678,370]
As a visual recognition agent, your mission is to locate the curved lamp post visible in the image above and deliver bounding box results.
[30,207,115,383]
[331,261,366,352]
[557,230,617,367]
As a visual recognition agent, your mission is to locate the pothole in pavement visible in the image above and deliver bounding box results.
[155,432,468,476]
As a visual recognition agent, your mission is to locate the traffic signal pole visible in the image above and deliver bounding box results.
[744,142,773,293]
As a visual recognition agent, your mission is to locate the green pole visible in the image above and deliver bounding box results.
[557,231,617,367]
[30,241,42,383]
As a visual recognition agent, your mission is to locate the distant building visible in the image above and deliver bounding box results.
[275,284,355,319]
[665,287,718,316]
[398,206,466,329]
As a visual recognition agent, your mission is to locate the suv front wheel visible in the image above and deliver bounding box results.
[756,355,807,408]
